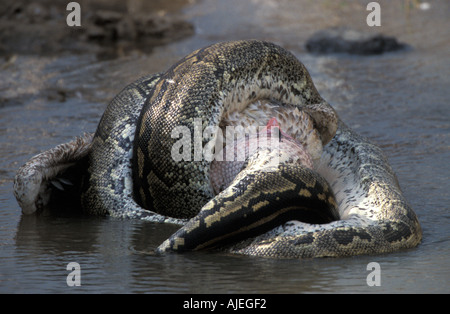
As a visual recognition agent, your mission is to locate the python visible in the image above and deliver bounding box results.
[14,40,421,258]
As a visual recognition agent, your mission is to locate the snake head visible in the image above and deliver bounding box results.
[304,101,339,146]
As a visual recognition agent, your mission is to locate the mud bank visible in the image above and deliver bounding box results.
[0,0,194,58]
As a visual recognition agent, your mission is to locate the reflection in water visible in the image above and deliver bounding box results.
[1,0,449,293]
[13,214,374,293]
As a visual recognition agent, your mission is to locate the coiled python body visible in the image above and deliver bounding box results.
[14,40,422,258]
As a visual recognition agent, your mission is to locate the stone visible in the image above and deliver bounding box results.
[305,27,408,55]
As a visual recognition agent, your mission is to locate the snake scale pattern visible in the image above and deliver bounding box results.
[14,40,422,258]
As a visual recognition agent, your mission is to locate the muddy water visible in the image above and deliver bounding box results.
[0,0,449,293]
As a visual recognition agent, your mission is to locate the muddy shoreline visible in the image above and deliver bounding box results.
[0,0,194,59]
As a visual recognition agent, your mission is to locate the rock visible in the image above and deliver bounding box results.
[305,27,408,55]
